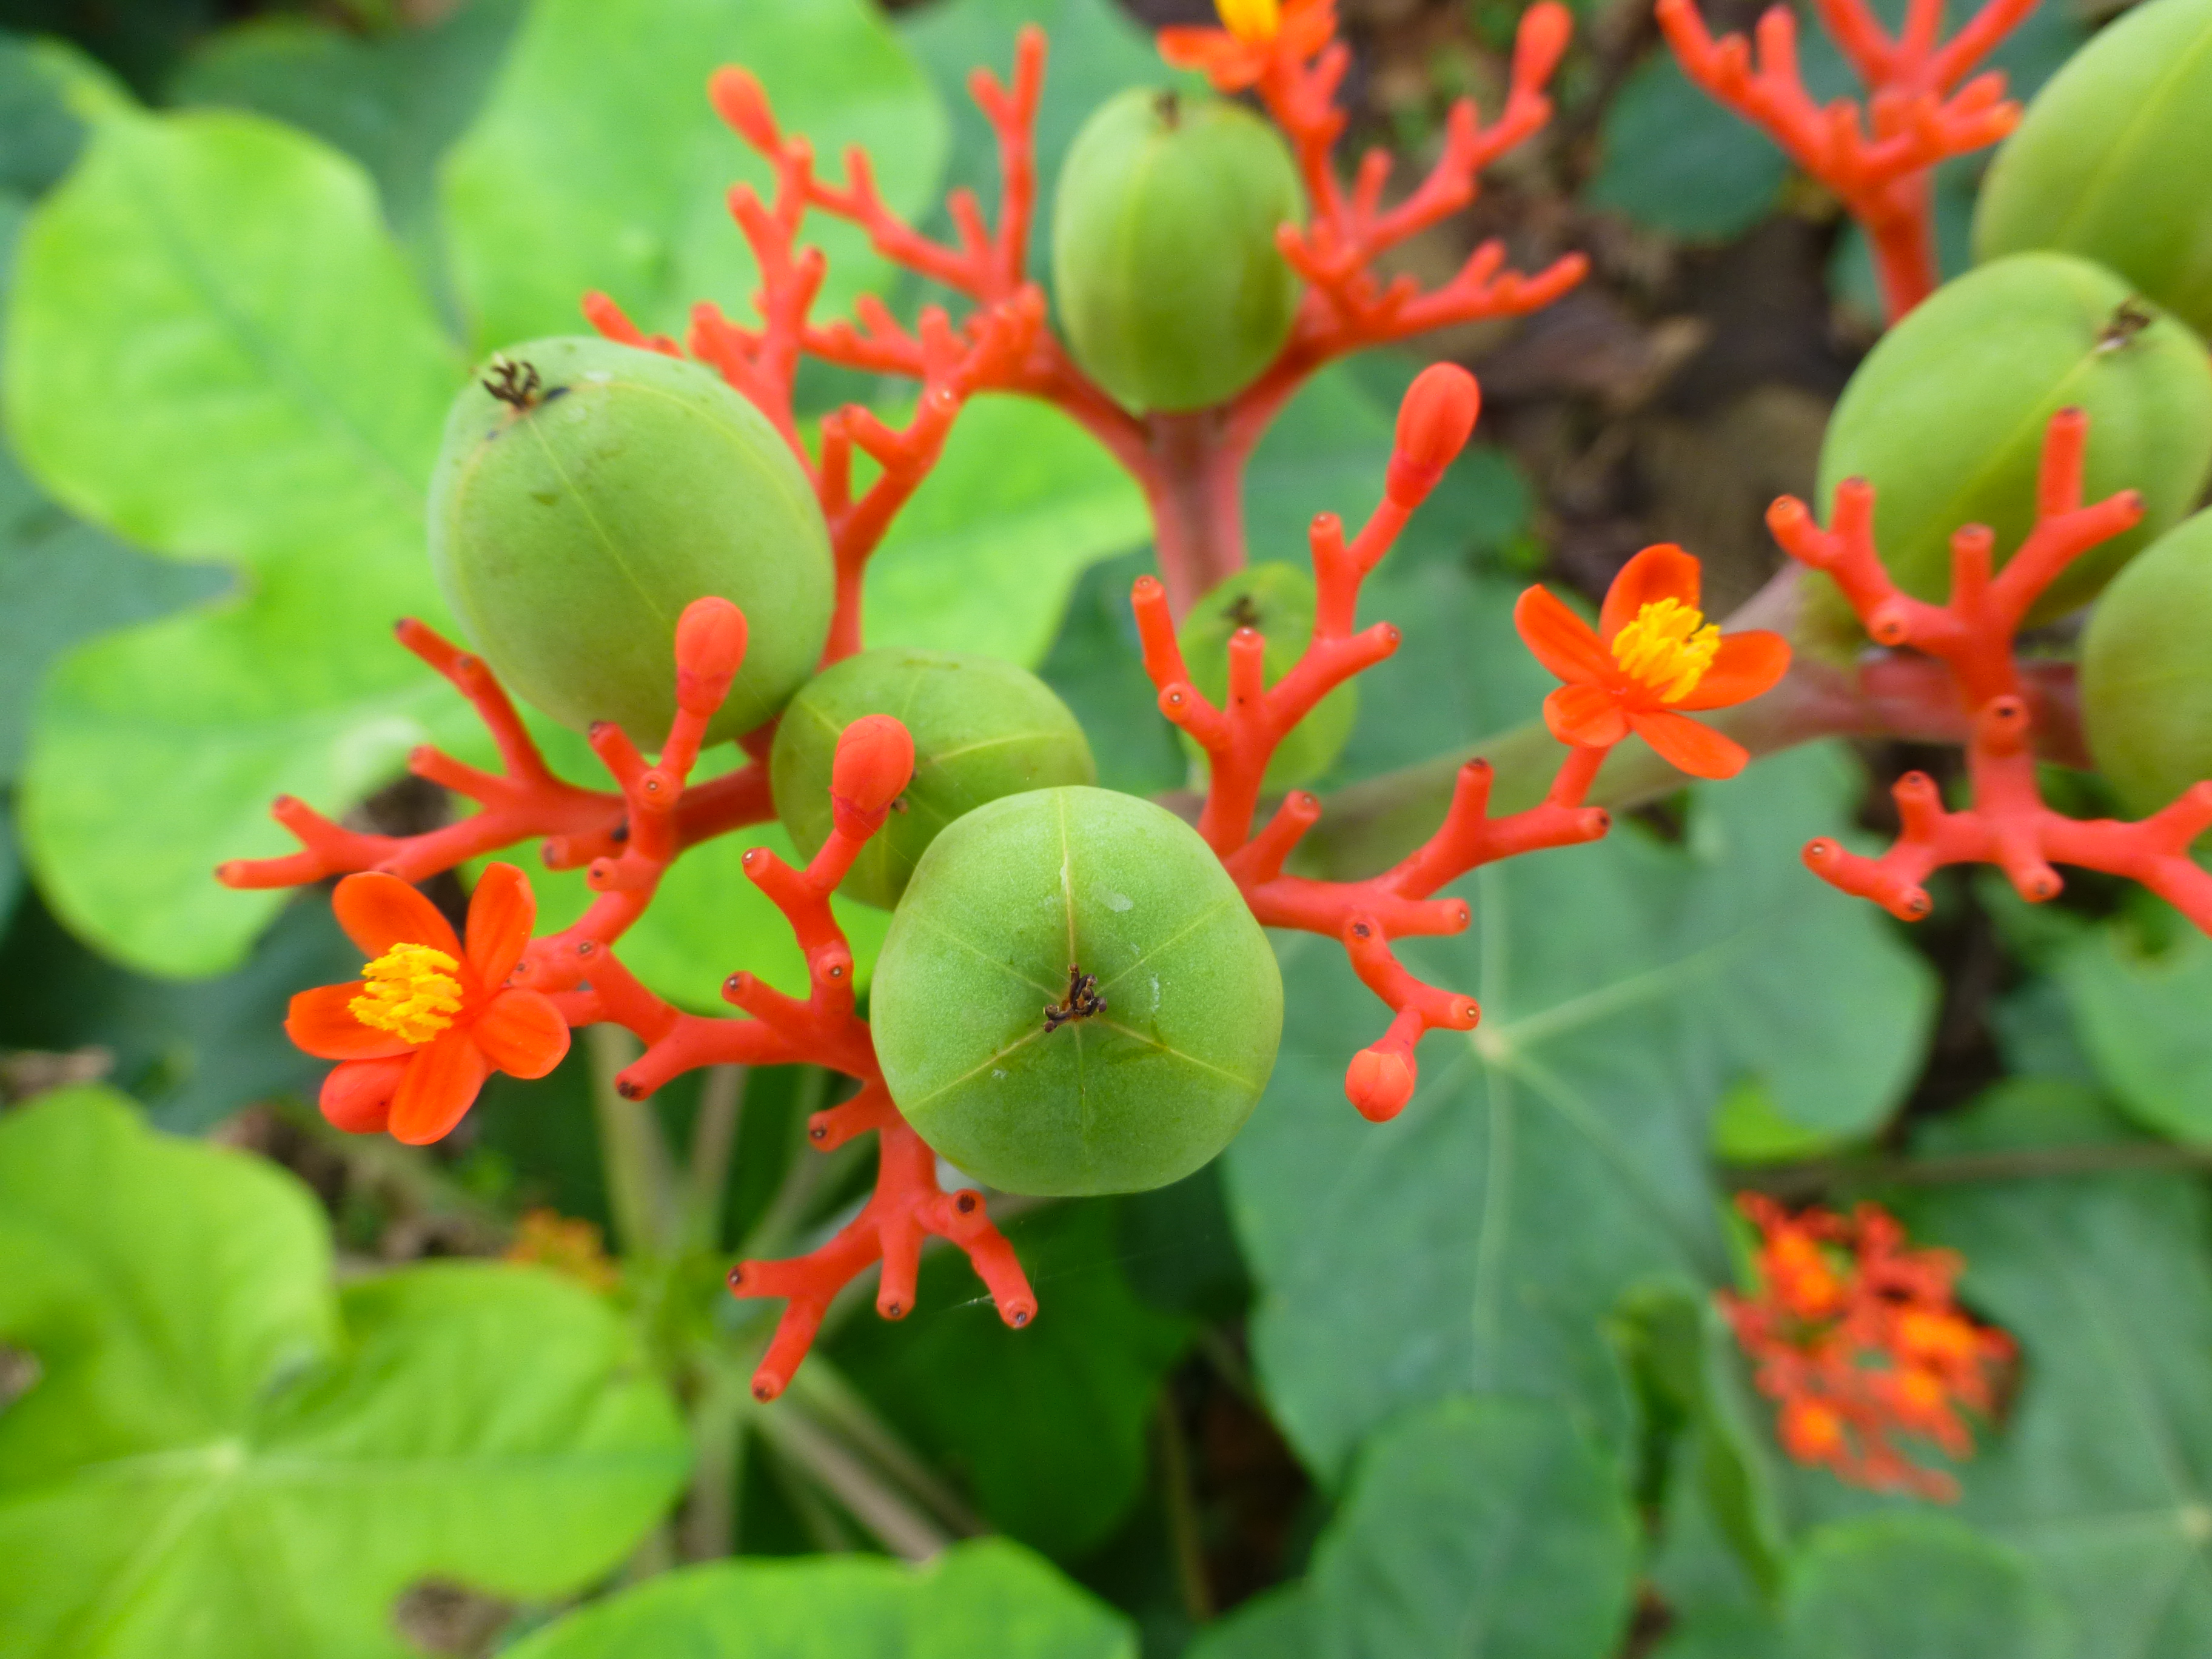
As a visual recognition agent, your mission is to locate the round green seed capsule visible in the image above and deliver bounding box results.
[1974,0,2212,339]
[1051,88,1304,414]
[871,786,1283,1196]
[1177,562,1358,788]
[1814,254,2212,628]
[429,335,833,745]
[770,647,1097,910]
[2082,508,2212,816]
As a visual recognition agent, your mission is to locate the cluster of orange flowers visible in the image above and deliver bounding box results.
[1723,1195,2015,1500]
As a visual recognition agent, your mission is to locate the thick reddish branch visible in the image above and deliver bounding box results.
[216,617,776,894]
[1658,0,2033,320]
[1771,407,2212,928]
[1136,367,1616,1121]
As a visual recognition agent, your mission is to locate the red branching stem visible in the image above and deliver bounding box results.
[530,708,1036,1403]
[1657,0,2034,320]
[1771,407,2212,928]
[1136,367,1616,1121]
[216,617,774,894]
[1230,2,1587,440]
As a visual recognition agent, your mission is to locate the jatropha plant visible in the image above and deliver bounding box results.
[219,0,2212,1499]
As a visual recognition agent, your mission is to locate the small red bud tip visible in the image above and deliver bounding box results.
[1346,1047,1417,1121]
[1387,364,1481,504]
[675,597,748,679]
[1516,1,1574,84]
[709,66,776,148]
[831,714,916,814]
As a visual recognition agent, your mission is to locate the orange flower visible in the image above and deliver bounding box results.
[1158,0,1336,90]
[286,863,568,1144]
[1513,544,1790,780]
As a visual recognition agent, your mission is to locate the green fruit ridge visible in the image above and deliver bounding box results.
[1815,254,2212,628]
[429,335,834,745]
[871,786,1283,1197]
[771,647,1097,910]
[1975,0,2212,340]
[2082,508,2212,816]
[1177,562,1358,788]
[1052,88,1304,414]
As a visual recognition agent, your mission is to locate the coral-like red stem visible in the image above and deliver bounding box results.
[1135,367,1615,1121]
[1770,408,2212,928]
[216,617,776,893]
[1657,0,2034,320]
[1232,3,1587,438]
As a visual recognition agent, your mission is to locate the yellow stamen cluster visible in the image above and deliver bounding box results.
[1611,598,1721,702]
[1216,0,1281,44]
[351,943,464,1044]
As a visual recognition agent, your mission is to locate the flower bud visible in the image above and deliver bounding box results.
[1386,364,1481,507]
[831,714,916,817]
[1346,1045,1415,1121]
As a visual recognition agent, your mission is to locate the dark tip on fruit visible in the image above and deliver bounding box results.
[611,822,630,845]
[828,963,846,979]
[954,1191,979,1215]
[1903,891,1931,918]
[809,1122,828,1142]
[484,354,544,409]
[752,1379,778,1402]
[883,1300,905,1319]
[2099,300,2154,351]
[727,1264,746,1287]
[725,974,744,993]
[1153,89,1181,127]
[1009,1307,1031,1327]
[616,1079,643,1100]
[1351,921,1372,939]
[575,939,596,956]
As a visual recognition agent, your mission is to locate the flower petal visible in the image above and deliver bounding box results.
[473,988,570,1080]
[1544,683,1629,748]
[466,862,537,988]
[320,1057,407,1134]
[332,871,461,962]
[1674,629,1792,710]
[1514,586,1614,685]
[286,983,412,1061]
[1600,544,1701,642]
[1630,708,1749,780]
[388,1032,494,1145]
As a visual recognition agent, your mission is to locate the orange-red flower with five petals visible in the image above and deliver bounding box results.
[1513,543,1789,780]
[286,863,569,1144]
[1158,0,1336,92]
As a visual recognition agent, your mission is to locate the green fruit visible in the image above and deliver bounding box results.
[1052,89,1304,414]
[429,335,833,744]
[1815,254,2212,625]
[871,786,1282,1196]
[771,648,1098,910]
[1177,562,1358,788]
[2082,508,2212,814]
[1974,0,2212,339]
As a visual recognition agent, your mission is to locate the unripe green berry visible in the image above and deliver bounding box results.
[1177,562,1357,788]
[429,335,833,744]
[1975,0,2212,339]
[1815,255,2212,628]
[871,786,1282,1196]
[2082,509,2212,816]
[770,648,1097,910]
[1051,89,1304,414]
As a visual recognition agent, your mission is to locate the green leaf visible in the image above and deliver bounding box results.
[2,101,468,977]
[0,191,229,784]
[0,1088,688,1659]
[441,0,948,352]
[2056,916,2212,1142]
[1186,1586,1322,1659]
[1782,1513,2073,1659]
[0,885,357,1133]
[1584,55,1788,243]
[862,393,1148,669]
[170,1,528,297]
[1225,745,1936,1478]
[1315,1397,1637,1658]
[1867,1082,2212,1659]
[897,0,1172,293]
[830,1202,1191,1560]
[504,1537,1136,1658]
